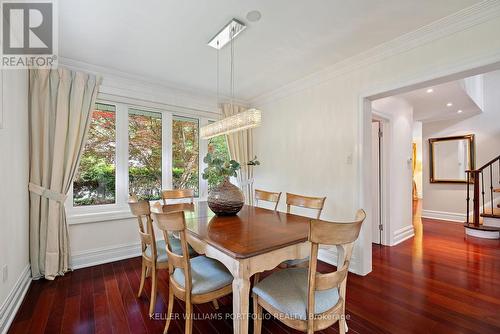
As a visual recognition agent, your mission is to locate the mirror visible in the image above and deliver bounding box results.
[429,134,475,183]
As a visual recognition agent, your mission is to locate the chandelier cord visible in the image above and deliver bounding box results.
[230,26,235,114]
[216,40,219,111]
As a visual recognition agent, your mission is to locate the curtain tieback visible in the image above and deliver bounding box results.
[28,182,67,203]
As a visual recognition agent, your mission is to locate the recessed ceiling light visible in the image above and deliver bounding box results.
[446,102,453,107]
[457,110,463,114]
[426,88,434,93]
[246,10,262,22]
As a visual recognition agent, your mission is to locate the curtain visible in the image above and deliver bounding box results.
[221,103,255,205]
[29,68,101,280]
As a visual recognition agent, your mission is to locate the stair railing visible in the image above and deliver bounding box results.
[465,154,500,226]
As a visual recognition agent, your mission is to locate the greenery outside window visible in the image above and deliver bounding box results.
[73,103,116,206]
[172,116,199,196]
[129,109,162,200]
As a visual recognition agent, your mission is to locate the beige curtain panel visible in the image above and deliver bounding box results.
[29,68,101,280]
[221,103,255,205]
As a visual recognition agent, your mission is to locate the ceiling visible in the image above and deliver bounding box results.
[397,78,482,122]
[59,0,482,101]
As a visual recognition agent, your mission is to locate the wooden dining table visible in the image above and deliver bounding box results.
[160,201,312,334]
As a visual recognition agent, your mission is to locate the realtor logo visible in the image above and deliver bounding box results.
[1,1,58,68]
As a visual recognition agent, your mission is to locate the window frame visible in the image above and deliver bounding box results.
[66,99,216,225]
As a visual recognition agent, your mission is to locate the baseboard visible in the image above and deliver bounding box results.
[392,225,415,246]
[0,265,31,334]
[421,209,465,222]
[318,247,362,275]
[71,242,141,270]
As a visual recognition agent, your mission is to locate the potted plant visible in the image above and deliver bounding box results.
[202,153,259,215]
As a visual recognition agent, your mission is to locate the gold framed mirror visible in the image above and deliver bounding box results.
[429,134,475,183]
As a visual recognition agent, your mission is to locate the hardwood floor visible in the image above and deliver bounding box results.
[8,213,500,333]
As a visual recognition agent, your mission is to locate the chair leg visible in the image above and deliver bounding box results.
[253,295,262,334]
[185,299,193,334]
[212,299,219,310]
[149,266,157,315]
[163,287,174,334]
[138,261,147,297]
[339,316,347,334]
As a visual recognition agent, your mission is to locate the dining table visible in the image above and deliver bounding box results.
[159,201,312,334]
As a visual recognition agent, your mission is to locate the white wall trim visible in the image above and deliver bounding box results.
[318,247,361,276]
[421,209,466,222]
[251,0,500,106]
[71,242,141,270]
[392,225,415,246]
[0,265,31,334]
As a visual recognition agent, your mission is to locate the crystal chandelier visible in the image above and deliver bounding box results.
[201,19,262,140]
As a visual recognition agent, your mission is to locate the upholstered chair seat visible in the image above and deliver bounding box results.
[146,235,197,262]
[283,257,310,267]
[173,256,233,295]
[253,268,340,320]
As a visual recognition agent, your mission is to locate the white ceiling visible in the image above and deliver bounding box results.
[397,79,482,122]
[59,0,482,101]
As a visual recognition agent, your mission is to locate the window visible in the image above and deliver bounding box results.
[129,109,162,200]
[73,103,116,206]
[172,116,199,196]
[207,134,230,190]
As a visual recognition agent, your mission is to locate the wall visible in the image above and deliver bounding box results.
[252,10,500,275]
[413,122,423,198]
[0,70,30,333]
[372,97,414,246]
[422,70,500,221]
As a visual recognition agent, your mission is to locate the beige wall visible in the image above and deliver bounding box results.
[0,71,29,314]
[422,70,500,220]
[253,16,500,275]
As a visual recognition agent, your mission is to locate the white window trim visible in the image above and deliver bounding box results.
[66,98,219,225]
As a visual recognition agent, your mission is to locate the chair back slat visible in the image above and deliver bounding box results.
[255,189,281,210]
[162,189,194,205]
[152,210,192,291]
[306,209,365,323]
[286,192,326,219]
[128,199,157,260]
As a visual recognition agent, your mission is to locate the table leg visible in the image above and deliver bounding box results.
[232,275,251,334]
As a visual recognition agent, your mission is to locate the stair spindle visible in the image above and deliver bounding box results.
[466,171,470,224]
[490,165,494,215]
[481,172,485,215]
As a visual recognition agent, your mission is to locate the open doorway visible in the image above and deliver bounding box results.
[366,65,500,248]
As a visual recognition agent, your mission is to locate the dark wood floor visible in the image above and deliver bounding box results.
[8,208,500,333]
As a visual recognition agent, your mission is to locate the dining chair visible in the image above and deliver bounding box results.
[283,193,327,267]
[255,189,282,211]
[128,196,170,315]
[162,188,195,205]
[252,209,366,334]
[152,209,234,334]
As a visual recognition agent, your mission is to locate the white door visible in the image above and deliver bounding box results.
[372,121,381,244]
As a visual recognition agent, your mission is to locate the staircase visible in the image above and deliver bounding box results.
[464,154,500,239]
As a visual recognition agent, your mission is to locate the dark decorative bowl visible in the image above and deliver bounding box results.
[207,178,244,216]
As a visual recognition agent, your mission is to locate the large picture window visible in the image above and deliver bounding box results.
[73,103,116,206]
[129,109,162,200]
[172,116,199,196]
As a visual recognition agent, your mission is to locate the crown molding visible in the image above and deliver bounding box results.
[59,57,249,113]
[250,0,500,107]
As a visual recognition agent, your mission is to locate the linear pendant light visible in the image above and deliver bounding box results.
[201,19,262,140]
[201,108,262,139]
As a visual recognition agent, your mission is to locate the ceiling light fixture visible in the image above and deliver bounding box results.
[201,19,262,139]
[246,10,262,22]
[446,102,453,107]
[457,110,463,114]
[426,88,434,93]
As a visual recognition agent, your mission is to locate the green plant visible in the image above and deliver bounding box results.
[202,153,260,187]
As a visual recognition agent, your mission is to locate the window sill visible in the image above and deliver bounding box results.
[67,209,134,225]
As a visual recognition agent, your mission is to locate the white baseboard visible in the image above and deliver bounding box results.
[0,265,31,334]
[465,227,500,239]
[318,247,362,275]
[421,209,466,222]
[392,225,415,246]
[71,242,141,270]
